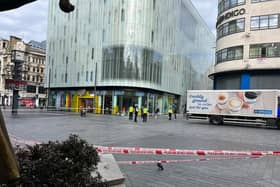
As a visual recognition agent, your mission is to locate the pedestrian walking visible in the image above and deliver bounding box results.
[129,105,134,120]
[80,105,85,117]
[168,107,173,120]
[183,104,187,118]
[134,105,139,123]
[143,106,148,122]
[155,108,159,119]
[141,107,144,121]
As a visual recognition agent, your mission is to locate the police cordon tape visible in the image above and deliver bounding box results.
[96,146,280,157]
[10,135,280,157]
[116,156,263,165]
[10,135,265,166]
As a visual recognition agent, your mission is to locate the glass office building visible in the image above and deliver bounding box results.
[46,0,215,114]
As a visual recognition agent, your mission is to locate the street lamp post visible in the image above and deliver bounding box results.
[47,68,51,110]
[94,62,97,113]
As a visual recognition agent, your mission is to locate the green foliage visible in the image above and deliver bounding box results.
[13,135,106,187]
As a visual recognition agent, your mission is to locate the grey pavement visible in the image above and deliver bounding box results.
[4,110,280,187]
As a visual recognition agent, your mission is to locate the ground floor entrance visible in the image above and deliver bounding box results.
[49,88,180,115]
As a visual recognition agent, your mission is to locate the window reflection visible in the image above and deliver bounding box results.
[102,45,163,85]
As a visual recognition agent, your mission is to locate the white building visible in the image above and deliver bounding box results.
[211,0,280,89]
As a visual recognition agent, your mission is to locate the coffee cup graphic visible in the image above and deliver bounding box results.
[217,93,228,106]
[244,92,258,104]
[228,97,243,113]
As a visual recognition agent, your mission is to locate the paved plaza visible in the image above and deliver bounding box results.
[4,110,280,187]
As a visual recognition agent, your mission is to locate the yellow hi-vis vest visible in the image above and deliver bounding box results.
[143,108,148,114]
[168,109,173,114]
[129,106,134,113]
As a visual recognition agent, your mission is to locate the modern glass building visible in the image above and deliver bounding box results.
[46,0,215,114]
[211,0,280,89]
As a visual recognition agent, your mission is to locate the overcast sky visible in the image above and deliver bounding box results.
[0,0,217,42]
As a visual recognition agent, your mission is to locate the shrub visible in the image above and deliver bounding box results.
[12,135,107,187]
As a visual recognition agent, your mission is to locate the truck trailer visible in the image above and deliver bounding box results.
[186,90,280,128]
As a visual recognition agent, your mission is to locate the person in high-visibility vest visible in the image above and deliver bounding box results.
[168,107,173,120]
[143,107,148,122]
[128,105,134,120]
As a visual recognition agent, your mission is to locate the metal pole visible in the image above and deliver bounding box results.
[94,62,97,112]
[94,62,97,97]
[47,68,51,110]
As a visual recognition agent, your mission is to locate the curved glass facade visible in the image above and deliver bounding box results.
[102,45,162,85]
[46,0,215,113]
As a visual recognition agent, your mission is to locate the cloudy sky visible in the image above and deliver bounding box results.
[0,0,217,42]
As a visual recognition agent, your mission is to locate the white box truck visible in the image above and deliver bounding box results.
[187,90,280,128]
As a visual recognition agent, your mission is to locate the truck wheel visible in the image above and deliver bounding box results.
[209,116,223,125]
[275,119,280,129]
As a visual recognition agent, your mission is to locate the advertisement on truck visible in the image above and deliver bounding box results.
[187,90,278,118]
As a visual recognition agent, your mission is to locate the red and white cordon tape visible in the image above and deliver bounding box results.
[9,135,280,158]
[117,156,262,165]
[96,146,280,157]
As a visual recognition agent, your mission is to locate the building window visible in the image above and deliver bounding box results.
[251,0,272,3]
[153,0,156,10]
[121,9,125,22]
[90,71,93,81]
[65,73,68,83]
[250,43,280,58]
[108,11,111,24]
[218,0,245,16]
[86,71,88,81]
[33,67,35,72]
[217,18,245,39]
[102,45,163,85]
[27,85,36,93]
[151,31,154,43]
[92,48,94,59]
[216,46,244,64]
[251,14,279,30]
[77,72,80,82]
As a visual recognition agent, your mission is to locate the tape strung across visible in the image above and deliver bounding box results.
[96,146,280,157]
[117,156,263,165]
[10,135,280,157]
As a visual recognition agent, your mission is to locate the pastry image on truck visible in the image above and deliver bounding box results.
[187,90,280,128]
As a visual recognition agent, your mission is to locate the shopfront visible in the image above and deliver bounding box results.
[50,88,179,115]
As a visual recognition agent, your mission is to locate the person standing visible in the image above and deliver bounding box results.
[173,107,177,120]
[140,107,144,122]
[134,105,139,123]
[183,104,187,118]
[129,105,134,120]
[143,106,148,122]
[80,105,84,117]
[168,107,173,120]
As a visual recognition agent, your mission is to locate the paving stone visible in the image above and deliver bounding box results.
[4,111,280,187]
